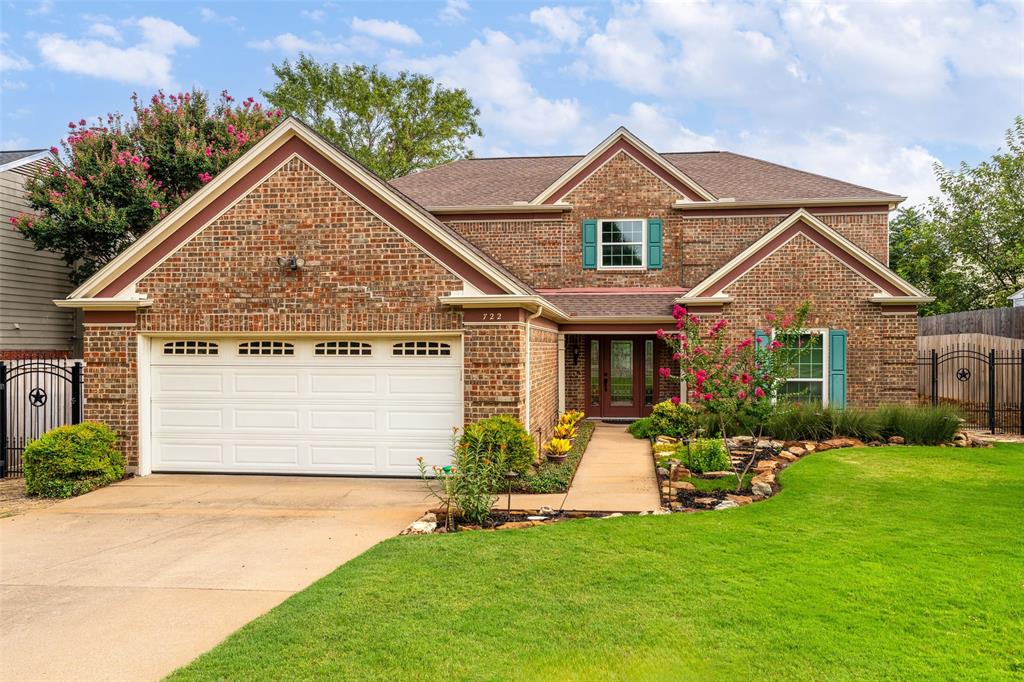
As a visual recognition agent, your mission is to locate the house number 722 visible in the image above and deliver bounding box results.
[481,312,503,321]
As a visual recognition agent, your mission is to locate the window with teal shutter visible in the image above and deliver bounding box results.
[754,330,770,347]
[828,329,848,408]
[582,219,597,269]
[647,218,663,270]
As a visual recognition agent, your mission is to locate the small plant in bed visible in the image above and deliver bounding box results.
[515,420,596,494]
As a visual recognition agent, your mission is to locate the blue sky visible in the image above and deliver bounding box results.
[1,0,1022,206]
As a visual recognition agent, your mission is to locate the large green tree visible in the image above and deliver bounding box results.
[262,56,481,180]
[14,90,282,284]
[889,116,1024,314]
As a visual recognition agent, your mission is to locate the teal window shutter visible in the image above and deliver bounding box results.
[754,330,770,348]
[829,329,848,408]
[582,219,597,269]
[647,218,663,270]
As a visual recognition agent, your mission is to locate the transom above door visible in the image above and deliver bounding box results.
[585,336,659,418]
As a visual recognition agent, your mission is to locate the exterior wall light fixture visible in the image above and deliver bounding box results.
[276,255,305,271]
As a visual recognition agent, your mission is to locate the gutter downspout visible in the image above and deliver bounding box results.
[524,305,544,448]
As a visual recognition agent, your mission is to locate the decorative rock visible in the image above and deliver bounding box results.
[770,440,785,450]
[778,451,799,463]
[402,518,438,535]
[654,507,671,515]
[703,471,735,479]
[726,494,753,505]
[814,441,831,452]
[887,435,905,445]
[802,442,817,452]
[670,481,696,492]
[751,481,773,497]
[499,520,543,530]
[693,497,719,507]
[822,437,865,449]
[526,515,548,521]
[601,512,624,519]
[656,467,670,477]
[788,446,807,457]
[754,471,776,485]
[538,505,556,516]
[670,467,693,480]
[754,460,777,472]
[714,500,739,510]
[756,439,772,450]
[655,435,679,444]
[733,435,755,446]
[968,434,993,448]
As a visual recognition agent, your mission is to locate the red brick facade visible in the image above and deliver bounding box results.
[444,152,891,290]
[76,131,917,472]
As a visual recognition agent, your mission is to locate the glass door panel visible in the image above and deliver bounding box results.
[609,340,634,406]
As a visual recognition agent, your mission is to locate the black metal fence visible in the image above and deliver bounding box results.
[917,344,1024,434]
[1,355,83,477]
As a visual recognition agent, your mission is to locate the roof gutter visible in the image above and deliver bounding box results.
[672,197,905,211]
[54,297,154,311]
[425,203,571,214]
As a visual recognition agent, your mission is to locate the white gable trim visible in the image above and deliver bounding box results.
[529,127,716,205]
[683,208,931,301]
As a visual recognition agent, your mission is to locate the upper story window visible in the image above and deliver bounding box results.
[599,219,646,269]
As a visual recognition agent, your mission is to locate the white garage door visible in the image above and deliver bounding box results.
[149,337,462,475]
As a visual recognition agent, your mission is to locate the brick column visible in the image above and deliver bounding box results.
[83,321,139,469]
[463,323,526,424]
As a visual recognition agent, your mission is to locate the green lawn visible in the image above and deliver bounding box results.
[169,444,1024,681]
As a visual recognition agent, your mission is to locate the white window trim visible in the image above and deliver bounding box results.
[596,218,647,271]
[773,328,830,407]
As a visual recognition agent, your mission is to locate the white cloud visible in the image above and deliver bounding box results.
[1,51,31,71]
[351,17,422,46]
[611,102,717,151]
[731,127,942,208]
[394,30,582,152]
[36,17,198,88]
[1,80,29,92]
[529,6,590,44]
[199,7,239,27]
[247,33,348,55]
[301,9,326,22]
[86,23,122,42]
[0,135,30,148]
[26,0,52,16]
[440,0,469,24]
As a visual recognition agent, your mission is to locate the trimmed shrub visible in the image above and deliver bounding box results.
[627,417,656,439]
[876,404,961,445]
[680,438,731,474]
[459,415,536,475]
[24,422,125,498]
[648,400,699,439]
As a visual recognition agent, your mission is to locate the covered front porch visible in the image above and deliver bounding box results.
[564,332,677,419]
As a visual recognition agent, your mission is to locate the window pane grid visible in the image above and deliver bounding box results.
[783,333,824,403]
[238,341,294,356]
[392,341,451,357]
[163,340,218,356]
[599,219,644,268]
[315,341,372,356]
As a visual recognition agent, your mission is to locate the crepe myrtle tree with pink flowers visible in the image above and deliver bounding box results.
[11,89,283,284]
[657,301,812,489]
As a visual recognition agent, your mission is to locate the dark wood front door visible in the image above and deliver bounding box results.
[585,336,657,418]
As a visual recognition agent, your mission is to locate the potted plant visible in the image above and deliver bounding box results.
[544,437,572,463]
[553,421,577,440]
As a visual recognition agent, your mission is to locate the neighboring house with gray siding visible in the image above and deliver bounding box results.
[0,149,80,358]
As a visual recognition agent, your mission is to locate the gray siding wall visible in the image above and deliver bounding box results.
[0,163,79,353]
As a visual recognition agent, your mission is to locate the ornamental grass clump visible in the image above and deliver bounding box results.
[876,404,961,445]
[24,422,125,498]
[459,415,536,475]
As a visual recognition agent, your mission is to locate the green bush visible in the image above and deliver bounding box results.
[876,404,961,445]
[24,422,125,498]
[459,415,536,476]
[647,400,699,439]
[627,417,656,439]
[680,438,731,474]
[830,407,883,442]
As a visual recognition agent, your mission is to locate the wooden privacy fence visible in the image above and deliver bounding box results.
[918,307,1024,339]
[1,356,84,477]
[916,341,1024,434]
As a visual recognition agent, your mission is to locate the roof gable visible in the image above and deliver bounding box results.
[69,118,530,300]
[530,127,716,204]
[683,209,930,301]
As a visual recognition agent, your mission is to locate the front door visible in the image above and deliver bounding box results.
[585,337,657,418]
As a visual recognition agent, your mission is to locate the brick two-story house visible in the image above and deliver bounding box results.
[57,118,929,476]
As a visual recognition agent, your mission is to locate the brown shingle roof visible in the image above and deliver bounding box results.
[541,290,682,318]
[389,150,902,207]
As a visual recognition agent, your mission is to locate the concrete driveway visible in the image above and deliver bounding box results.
[0,474,428,681]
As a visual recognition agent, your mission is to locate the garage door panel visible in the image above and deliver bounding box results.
[309,409,376,431]
[155,407,223,430]
[233,408,299,430]
[150,337,462,475]
[309,373,377,396]
[233,444,299,465]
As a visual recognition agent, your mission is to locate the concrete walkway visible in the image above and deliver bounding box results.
[0,475,427,682]
[502,422,661,513]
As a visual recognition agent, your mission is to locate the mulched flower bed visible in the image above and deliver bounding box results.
[401,507,663,535]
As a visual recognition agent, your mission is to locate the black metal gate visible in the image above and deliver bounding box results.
[1,356,83,477]
[917,344,1024,434]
